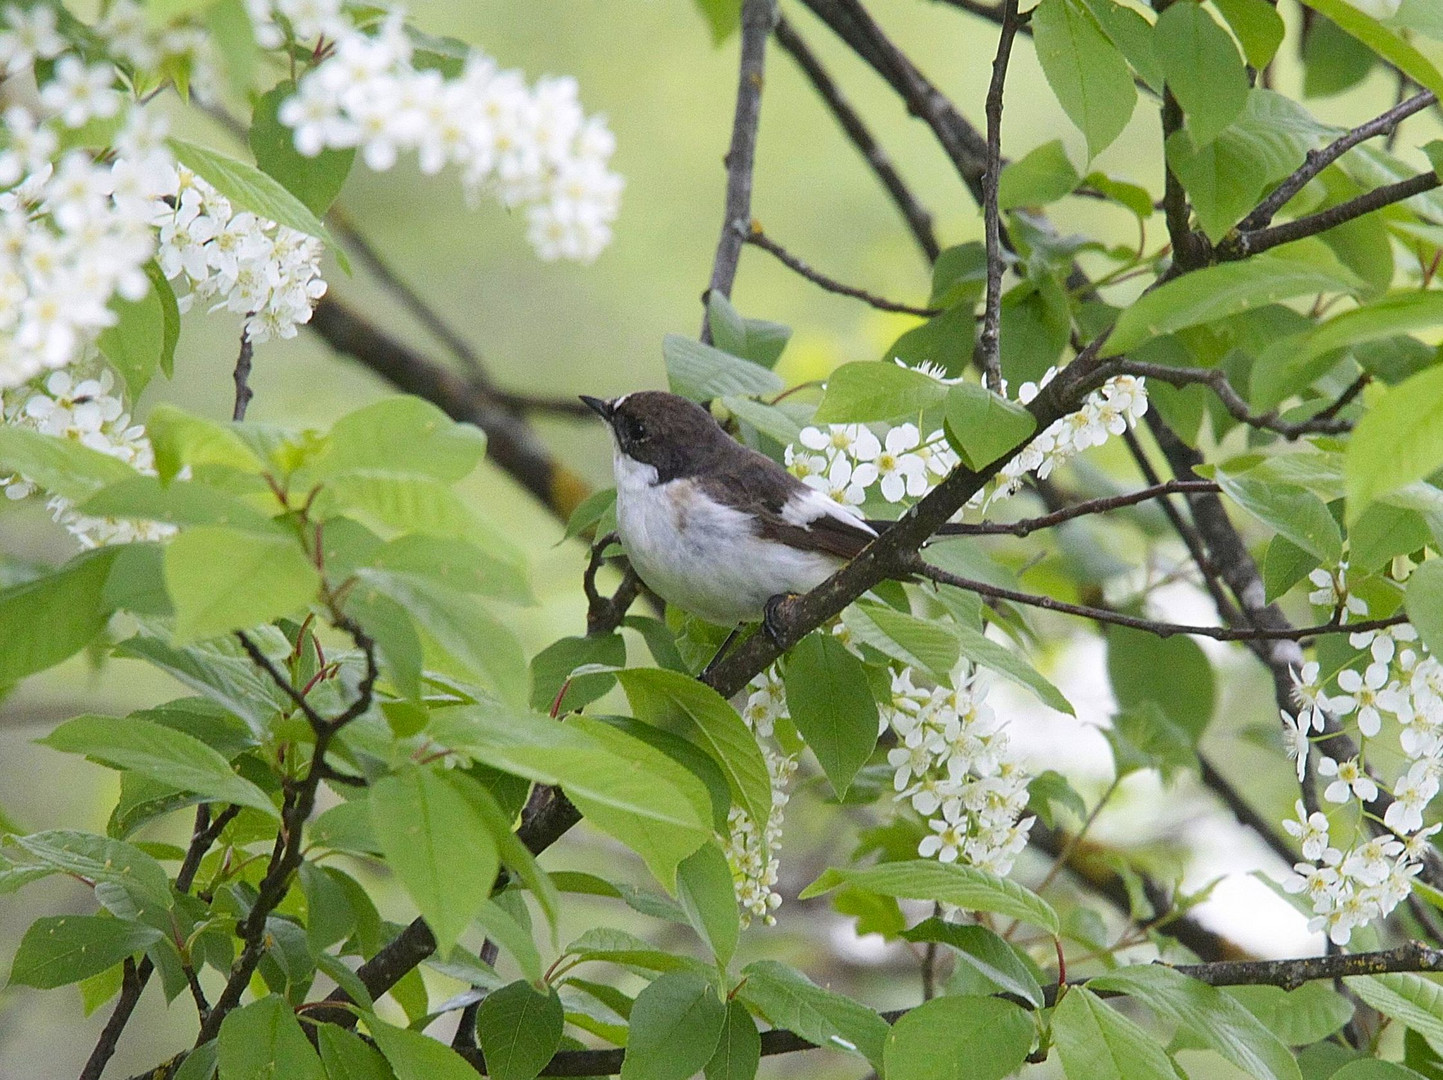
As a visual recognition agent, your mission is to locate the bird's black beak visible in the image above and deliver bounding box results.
[579,395,613,422]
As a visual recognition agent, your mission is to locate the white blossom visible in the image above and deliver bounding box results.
[1318,756,1378,805]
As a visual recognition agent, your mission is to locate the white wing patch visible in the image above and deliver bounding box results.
[780,487,878,536]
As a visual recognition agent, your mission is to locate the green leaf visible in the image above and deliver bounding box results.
[801,860,1060,935]
[664,334,783,402]
[621,971,727,1080]
[1263,535,1320,604]
[530,633,626,714]
[998,139,1080,210]
[164,525,320,644]
[781,632,878,798]
[722,396,803,445]
[353,569,527,706]
[474,897,542,983]
[1155,1,1249,147]
[369,767,499,954]
[1332,1062,1432,1080]
[371,533,530,605]
[692,0,740,44]
[1408,561,1443,659]
[317,1027,393,1080]
[615,667,772,834]
[944,382,1037,470]
[0,549,119,685]
[250,84,354,216]
[8,915,162,989]
[738,959,888,1066]
[97,274,166,399]
[76,476,278,532]
[1349,973,1443,1047]
[145,405,264,482]
[1299,0,1443,100]
[842,602,960,682]
[900,921,1043,1007]
[950,622,1074,714]
[706,292,790,369]
[1083,171,1155,219]
[812,362,948,424]
[1303,14,1376,97]
[370,1018,477,1080]
[1255,292,1443,412]
[437,706,711,889]
[676,842,739,968]
[41,714,278,817]
[930,243,988,308]
[1347,365,1443,520]
[705,998,761,1080]
[113,631,289,732]
[1090,965,1302,1080]
[1105,626,1214,740]
[883,995,1033,1080]
[448,771,560,931]
[1211,469,1343,564]
[0,426,137,500]
[1032,0,1137,158]
[885,303,977,377]
[1212,0,1285,69]
[1053,986,1178,1080]
[1165,91,1336,240]
[475,980,565,1080]
[562,487,616,542]
[11,830,171,915]
[217,995,327,1080]
[168,138,340,252]
[1225,982,1354,1046]
[1108,254,1364,354]
[310,396,488,484]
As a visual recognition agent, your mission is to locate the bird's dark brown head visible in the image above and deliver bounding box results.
[580,390,734,480]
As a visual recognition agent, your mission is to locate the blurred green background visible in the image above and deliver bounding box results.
[1,1,1433,1075]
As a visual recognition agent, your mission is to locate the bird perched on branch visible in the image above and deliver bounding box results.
[581,390,876,659]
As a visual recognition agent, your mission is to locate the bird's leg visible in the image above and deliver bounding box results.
[701,625,745,680]
[762,592,800,648]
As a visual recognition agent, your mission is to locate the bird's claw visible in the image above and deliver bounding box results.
[762,593,798,648]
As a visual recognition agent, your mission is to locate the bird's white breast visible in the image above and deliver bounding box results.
[612,451,843,625]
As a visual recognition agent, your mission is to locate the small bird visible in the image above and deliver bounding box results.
[581,390,877,640]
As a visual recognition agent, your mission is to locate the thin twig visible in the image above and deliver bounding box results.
[1315,372,1370,422]
[702,0,778,342]
[231,329,254,422]
[1227,172,1442,259]
[1106,360,1354,438]
[773,14,938,262]
[235,630,327,734]
[979,0,1019,393]
[1239,90,1438,232]
[742,224,939,315]
[934,479,1220,537]
[908,555,1406,643]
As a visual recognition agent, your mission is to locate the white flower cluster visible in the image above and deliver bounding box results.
[0,93,172,390]
[2,368,173,548]
[786,364,1149,513]
[1281,624,1443,945]
[96,0,219,96]
[883,668,1034,875]
[787,423,959,508]
[1307,561,1370,624]
[277,12,623,262]
[154,169,328,343]
[991,369,1149,503]
[728,669,797,926]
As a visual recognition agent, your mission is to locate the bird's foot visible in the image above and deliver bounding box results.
[762,593,799,648]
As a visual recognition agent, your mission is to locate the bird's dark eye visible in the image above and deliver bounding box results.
[621,415,648,443]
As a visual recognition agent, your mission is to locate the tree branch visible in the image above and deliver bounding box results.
[936,479,1220,537]
[773,14,939,263]
[1239,90,1438,232]
[1226,171,1442,260]
[1106,360,1354,438]
[978,0,1019,394]
[702,0,778,342]
[741,224,939,315]
[909,554,1406,643]
[231,329,254,422]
